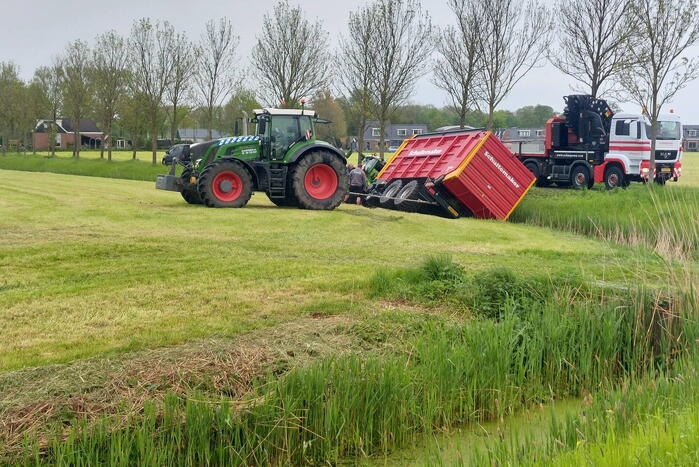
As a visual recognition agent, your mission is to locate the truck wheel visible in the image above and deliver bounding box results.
[571,166,590,190]
[655,177,667,186]
[379,180,403,208]
[197,161,253,208]
[604,165,627,190]
[180,169,202,204]
[292,151,349,210]
[393,180,420,211]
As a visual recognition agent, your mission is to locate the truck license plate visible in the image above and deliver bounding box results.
[661,168,671,172]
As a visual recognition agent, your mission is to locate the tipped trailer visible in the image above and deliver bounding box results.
[507,95,683,189]
[364,129,536,220]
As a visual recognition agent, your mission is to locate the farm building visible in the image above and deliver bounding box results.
[362,121,428,151]
[684,125,699,152]
[32,119,104,150]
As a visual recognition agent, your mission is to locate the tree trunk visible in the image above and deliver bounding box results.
[74,129,80,159]
[649,116,657,186]
[357,115,367,165]
[379,118,386,160]
[107,123,113,162]
[207,105,213,140]
[487,102,496,130]
[51,110,57,156]
[459,106,466,129]
[132,137,137,160]
[152,131,158,165]
[171,101,178,143]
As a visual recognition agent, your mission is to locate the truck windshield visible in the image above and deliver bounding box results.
[656,121,681,140]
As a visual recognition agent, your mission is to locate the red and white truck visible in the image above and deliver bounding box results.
[507,95,683,189]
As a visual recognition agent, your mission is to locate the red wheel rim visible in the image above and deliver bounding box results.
[304,164,338,200]
[609,174,618,186]
[576,173,585,184]
[212,171,243,202]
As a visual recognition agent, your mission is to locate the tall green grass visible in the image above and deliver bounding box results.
[511,186,699,259]
[462,354,699,466]
[17,262,698,465]
[0,154,162,181]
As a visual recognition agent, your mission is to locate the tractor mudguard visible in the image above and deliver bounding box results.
[287,142,347,164]
[220,157,260,190]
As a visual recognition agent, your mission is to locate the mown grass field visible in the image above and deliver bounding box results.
[0,152,698,464]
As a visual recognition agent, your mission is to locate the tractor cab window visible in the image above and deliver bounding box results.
[271,116,300,158]
[299,116,313,140]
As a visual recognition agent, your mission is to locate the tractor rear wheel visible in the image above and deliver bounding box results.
[197,160,253,208]
[291,151,349,210]
[180,169,202,205]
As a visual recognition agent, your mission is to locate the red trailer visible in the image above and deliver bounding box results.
[372,129,535,220]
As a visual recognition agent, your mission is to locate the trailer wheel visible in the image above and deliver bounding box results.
[292,151,349,210]
[379,180,403,208]
[571,166,591,190]
[604,165,628,190]
[393,180,420,211]
[180,169,203,205]
[197,160,253,208]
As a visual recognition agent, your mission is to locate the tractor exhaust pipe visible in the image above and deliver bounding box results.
[242,111,249,136]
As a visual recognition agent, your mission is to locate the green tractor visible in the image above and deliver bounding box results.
[156,108,349,210]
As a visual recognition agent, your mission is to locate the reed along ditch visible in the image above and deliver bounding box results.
[16,257,699,465]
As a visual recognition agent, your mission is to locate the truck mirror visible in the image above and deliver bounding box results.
[258,120,267,135]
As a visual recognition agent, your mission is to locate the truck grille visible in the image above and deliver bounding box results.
[656,150,678,161]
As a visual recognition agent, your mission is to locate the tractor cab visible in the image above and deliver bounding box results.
[253,108,317,161]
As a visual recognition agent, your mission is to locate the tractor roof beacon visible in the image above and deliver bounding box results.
[156,107,349,210]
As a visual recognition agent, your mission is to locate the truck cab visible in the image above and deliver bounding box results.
[606,113,682,183]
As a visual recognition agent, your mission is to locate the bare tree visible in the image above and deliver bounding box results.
[33,62,62,156]
[91,31,128,161]
[128,18,174,164]
[368,0,432,158]
[338,4,375,162]
[61,40,92,159]
[434,0,482,128]
[167,32,198,142]
[478,0,551,129]
[619,0,699,179]
[0,63,25,152]
[251,0,332,107]
[195,18,238,139]
[553,0,636,97]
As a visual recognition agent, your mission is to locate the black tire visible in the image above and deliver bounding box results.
[180,169,202,204]
[393,180,421,211]
[379,180,403,208]
[197,160,253,208]
[655,177,667,186]
[571,165,591,190]
[291,151,349,210]
[268,192,299,207]
[604,165,627,190]
[525,162,540,180]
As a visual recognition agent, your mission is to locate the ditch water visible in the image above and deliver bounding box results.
[370,399,582,466]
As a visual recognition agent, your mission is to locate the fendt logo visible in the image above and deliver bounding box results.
[485,151,520,189]
[407,149,442,156]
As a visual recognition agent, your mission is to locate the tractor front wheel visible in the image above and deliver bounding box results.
[197,161,253,208]
[291,152,349,210]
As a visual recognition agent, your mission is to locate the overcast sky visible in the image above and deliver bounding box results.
[2,0,698,121]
